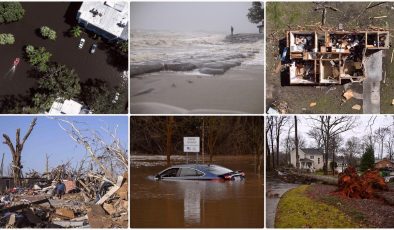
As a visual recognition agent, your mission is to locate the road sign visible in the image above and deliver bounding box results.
[183,137,200,152]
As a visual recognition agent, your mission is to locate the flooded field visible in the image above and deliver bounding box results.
[130,155,264,228]
[0,2,125,97]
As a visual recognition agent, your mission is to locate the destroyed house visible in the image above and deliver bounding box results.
[286,30,389,85]
[0,177,47,192]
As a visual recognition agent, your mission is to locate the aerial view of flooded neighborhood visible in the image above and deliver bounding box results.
[0,116,128,228]
[0,2,128,114]
[267,115,394,228]
[266,2,394,114]
[130,2,264,114]
[130,116,263,227]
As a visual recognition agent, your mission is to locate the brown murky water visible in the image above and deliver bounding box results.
[131,155,264,228]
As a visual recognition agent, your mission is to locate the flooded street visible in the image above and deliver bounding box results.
[0,2,124,97]
[130,155,264,228]
[266,175,298,228]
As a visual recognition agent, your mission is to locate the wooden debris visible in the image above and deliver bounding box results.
[310,102,317,107]
[343,89,354,100]
[55,207,75,220]
[352,104,362,110]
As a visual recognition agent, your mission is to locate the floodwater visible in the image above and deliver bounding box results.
[266,176,298,228]
[0,2,125,97]
[131,155,264,228]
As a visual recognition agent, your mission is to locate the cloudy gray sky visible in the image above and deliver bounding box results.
[131,2,260,33]
[276,115,393,152]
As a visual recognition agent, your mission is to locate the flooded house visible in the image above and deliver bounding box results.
[76,1,129,42]
[286,30,389,85]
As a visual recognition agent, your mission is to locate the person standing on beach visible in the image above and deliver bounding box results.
[231,26,234,36]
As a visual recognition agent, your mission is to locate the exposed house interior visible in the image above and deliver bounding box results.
[286,30,389,85]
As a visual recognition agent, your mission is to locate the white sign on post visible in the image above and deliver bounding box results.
[183,137,200,152]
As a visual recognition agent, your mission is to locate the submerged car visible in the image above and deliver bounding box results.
[90,43,97,54]
[78,38,85,49]
[154,164,245,181]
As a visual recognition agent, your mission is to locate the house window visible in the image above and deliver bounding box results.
[310,155,314,159]
[318,158,320,164]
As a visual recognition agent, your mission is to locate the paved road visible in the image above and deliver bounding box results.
[266,177,298,228]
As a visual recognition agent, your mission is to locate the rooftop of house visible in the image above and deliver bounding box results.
[78,1,129,39]
[300,148,323,155]
[48,99,90,115]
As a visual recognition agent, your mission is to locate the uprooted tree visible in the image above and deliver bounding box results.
[335,166,388,199]
[2,118,37,186]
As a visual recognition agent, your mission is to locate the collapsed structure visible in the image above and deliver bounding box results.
[286,30,389,84]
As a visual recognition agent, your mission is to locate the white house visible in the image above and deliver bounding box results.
[290,148,331,171]
[76,1,129,42]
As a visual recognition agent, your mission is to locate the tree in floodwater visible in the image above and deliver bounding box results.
[360,145,375,172]
[247,2,264,25]
[166,116,174,166]
[0,3,25,24]
[2,118,37,186]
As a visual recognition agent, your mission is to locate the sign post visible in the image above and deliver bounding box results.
[183,137,200,164]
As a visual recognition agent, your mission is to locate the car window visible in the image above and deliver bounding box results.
[160,168,179,177]
[206,165,233,175]
[179,168,204,177]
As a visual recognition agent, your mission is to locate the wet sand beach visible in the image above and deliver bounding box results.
[130,65,264,114]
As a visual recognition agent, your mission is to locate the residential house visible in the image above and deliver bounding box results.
[76,1,129,42]
[375,159,394,170]
[290,148,331,171]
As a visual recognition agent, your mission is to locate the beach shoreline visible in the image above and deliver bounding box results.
[130,64,264,114]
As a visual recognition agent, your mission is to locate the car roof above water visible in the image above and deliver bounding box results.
[169,164,233,175]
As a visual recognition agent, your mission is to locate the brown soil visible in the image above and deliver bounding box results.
[306,184,394,228]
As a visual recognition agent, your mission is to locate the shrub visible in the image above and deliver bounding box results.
[40,26,56,40]
[0,33,15,44]
[70,26,82,38]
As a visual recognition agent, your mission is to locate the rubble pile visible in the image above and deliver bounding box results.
[334,166,388,199]
[0,170,128,228]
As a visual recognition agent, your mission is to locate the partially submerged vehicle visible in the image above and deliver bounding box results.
[285,30,389,85]
[154,164,245,181]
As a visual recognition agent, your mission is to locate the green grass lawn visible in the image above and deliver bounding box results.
[275,185,359,228]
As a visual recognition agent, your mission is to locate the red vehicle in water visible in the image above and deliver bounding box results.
[13,58,20,67]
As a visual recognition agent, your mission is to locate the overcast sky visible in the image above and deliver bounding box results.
[277,115,392,150]
[131,2,260,33]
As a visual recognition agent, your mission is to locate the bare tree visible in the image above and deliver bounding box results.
[294,116,300,169]
[266,117,273,171]
[343,136,361,167]
[3,118,37,186]
[57,118,127,184]
[166,116,174,166]
[274,116,289,167]
[374,127,390,160]
[309,116,357,175]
